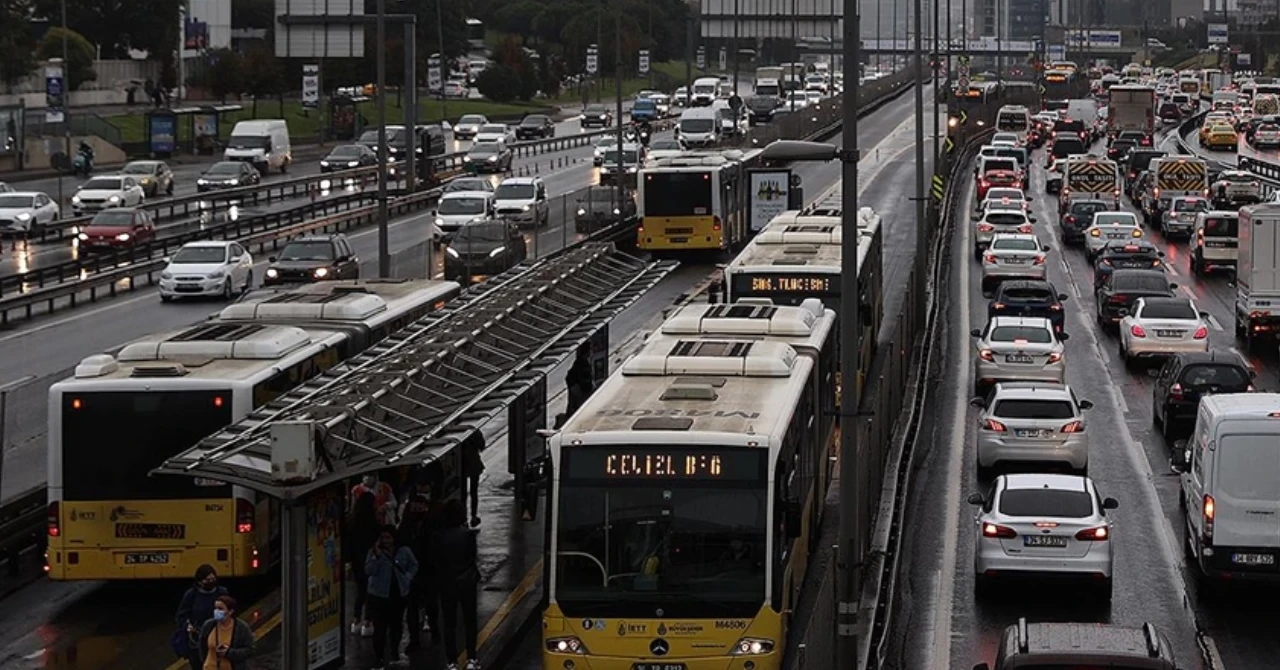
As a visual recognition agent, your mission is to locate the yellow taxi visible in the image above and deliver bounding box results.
[1200,123,1238,150]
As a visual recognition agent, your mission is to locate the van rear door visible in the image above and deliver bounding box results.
[1211,429,1280,559]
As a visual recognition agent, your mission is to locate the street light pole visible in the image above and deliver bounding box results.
[915,0,927,307]
[733,0,741,95]
[436,0,447,121]
[59,0,69,208]
[376,0,389,277]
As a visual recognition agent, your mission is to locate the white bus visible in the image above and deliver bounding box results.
[995,104,1032,144]
[542,299,837,670]
[45,279,460,581]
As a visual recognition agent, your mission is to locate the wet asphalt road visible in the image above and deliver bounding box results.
[883,119,1280,670]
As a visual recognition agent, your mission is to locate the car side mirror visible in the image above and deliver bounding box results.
[971,214,981,222]
[969,397,987,409]
[966,493,985,506]
[1058,332,1070,341]
[1079,399,1094,410]
[1103,497,1120,510]
[1058,293,1069,301]
[970,328,982,337]
[1029,217,1038,223]
[268,256,277,263]
[1042,244,1052,251]
[1199,311,1210,319]
[1169,282,1179,290]
[161,256,170,263]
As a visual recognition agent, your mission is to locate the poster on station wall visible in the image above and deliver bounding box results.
[306,485,344,669]
[749,169,791,233]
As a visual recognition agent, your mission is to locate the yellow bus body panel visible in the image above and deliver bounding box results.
[638,215,724,251]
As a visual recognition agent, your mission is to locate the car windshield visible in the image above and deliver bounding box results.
[651,140,681,151]
[455,223,508,242]
[122,163,157,174]
[82,178,122,190]
[439,197,488,214]
[992,238,1040,251]
[634,99,655,110]
[1095,213,1136,226]
[596,137,618,149]
[171,246,228,264]
[1181,364,1249,387]
[1002,286,1052,301]
[986,189,1023,201]
[1216,435,1280,501]
[228,134,269,149]
[207,162,242,175]
[681,118,715,132]
[470,143,501,156]
[1174,199,1207,212]
[585,105,607,114]
[984,160,1017,172]
[521,116,548,126]
[1113,274,1170,292]
[1052,139,1086,156]
[495,183,536,199]
[357,128,405,144]
[1072,203,1107,215]
[602,150,639,164]
[1203,216,1238,235]
[0,195,35,208]
[1222,173,1254,183]
[445,179,492,193]
[999,488,1094,517]
[1141,301,1196,319]
[279,241,334,261]
[458,115,486,125]
[480,125,507,134]
[88,210,135,226]
[992,398,1076,419]
[328,145,363,157]
[990,326,1052,343]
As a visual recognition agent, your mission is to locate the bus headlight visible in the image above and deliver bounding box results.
[546,636,588,654]
[730,638,776,655]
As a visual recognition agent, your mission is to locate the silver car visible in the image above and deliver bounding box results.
[972,317,1067,391]
[982,234,1049,289]
[968,473,1118,600]
[1162,195,1208,237]
[973,209,1035,259]
[971,382,1094,474]
[1084,211,1143,259]
[1117,297,1210,364]
[976,186,1030,213]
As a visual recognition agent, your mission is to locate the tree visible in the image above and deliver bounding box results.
[32,0,180,59]
[241,48,283,116]
[37,27,97,90]
[205,48,244,102]
[475,65,523,103]
[0,0,38,90]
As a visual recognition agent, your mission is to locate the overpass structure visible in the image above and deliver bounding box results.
[854,38,1144,61]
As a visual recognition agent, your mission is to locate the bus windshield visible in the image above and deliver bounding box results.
[643,171,713,217]
[554,449,767,618]
[60,390,233,500]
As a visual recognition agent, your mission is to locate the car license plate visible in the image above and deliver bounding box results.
[124,552,170,565]
[1107,233,1126,239]
[1155,330,1184,338]
[1024,535,1068,547]
[632,665,686,670]
[1004,258,1026,264]
[1015,428,1049,438]
[1005,354,1034,363]
[1231,553,1276,566]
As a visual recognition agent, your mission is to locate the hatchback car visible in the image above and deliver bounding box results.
[575,185,635,233]
[71,175,146,215]
[971,382,1094,475]
[971,317,1067,392]
[1151,351,1255,439]
[444,219,528,282]
[1210,170,1262,207]
[1084,211,1143,259]
[197,161,262,192]
[76,207,156,251]
[1118,297,1209,365]
[263,234,360,285]
[474,123,514,144]
[464,141,513,173]
[973,210,1035,258]
[969,474,1117,599]
[1092,240,1164,288]
[977,187,1030,213]
[988,280,1069,333]
[121,160,175,197]
[1060,199,1109,244]
[319,144,377,172]
[0,192,59,235]
[159,240,254,301]
[982,234,1050,291]
[1095,269,1179,328]
[1252,121,1280,147]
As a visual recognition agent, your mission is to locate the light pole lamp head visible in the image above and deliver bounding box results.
[760,139,839,162]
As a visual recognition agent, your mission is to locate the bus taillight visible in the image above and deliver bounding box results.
[236,498,255,534]
[712,216,722,232]
[47,501,60,537]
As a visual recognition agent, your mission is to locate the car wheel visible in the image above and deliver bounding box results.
[222,279,233,300]
[160,294,173,303]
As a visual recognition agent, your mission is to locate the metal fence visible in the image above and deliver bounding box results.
[0,367,72,504]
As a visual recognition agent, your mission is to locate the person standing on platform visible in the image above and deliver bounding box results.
[352,472,399,527]
[432,500,481,670]
[346,491,379,637]
[175,564,229,670]
[397,477,434,650]
[366,525,418,670]
[461,431,485,528]
[564,342,596,418]
[196,595,255,670]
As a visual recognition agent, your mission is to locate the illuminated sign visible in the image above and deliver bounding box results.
[114,523,185,539]
[565,448,764,481]
[731,273,836,297]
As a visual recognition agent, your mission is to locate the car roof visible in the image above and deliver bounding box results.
[499,177,540,186]
[989,316,1053,328]
[1000,472,1092,492]
[1002,620,1175,666]
[1101,240,1157,251]
[442,190,493,199]
[1136,296,1190,307]
[992,381,1073,399]
[292,234,340,243]
[182,240,234,248]
[998,279,1054,292]
[1171,350,1249,366]
[0,191,43,198]
[990,233,1038,243]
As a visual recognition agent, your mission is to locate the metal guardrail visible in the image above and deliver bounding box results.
[0,486,45,592]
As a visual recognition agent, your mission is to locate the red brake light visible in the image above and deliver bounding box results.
[1017,224,1034,233]
[1047,352,1063,363]
[1075,526,1110,540]
[1060,420,1084,433]
[982,523,1018,539]
[993,302,1005,310]
[1170,382,1184,399]
[236,498,255,534]
[712,216,722,231]
[1204,494,1215,543]
[47,501,60,538]
[978,223,995,232]
[1065,215,1076,223]
[979,349,995,361]
[1033,255,1046,265]
[983,253,997,264]
[982,418,1008,432]
[1194,326,1208,339]
[1130,324,1147,338]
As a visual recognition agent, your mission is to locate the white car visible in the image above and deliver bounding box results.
[645,138,684,164]
[444,80,467,98]
[0,181,14,193]
[972,382,1094,475]
[804,90,822,106]
[982,234,1050,290]
[1117,297,1209,365]
[969,473,1117,600]
[159,240,255,302]
[784,92,810,110]
[433,190,494,241]
[978,187,1030,212]
[71,175,145,215]
[1253,121,1280,147]
[592,136,619,166]
[453,114,489,140]
[474,123,514,144]
[1084,211,1143,259]
[493,176,549,228]
[674,86,689,106]
[649,93,672,117]
[991,132,1021,145]
[0,191,60,234]
[973,209,1035,258]
[971,316,1067,391]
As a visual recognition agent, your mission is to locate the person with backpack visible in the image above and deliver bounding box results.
[175,564,229,670]
[431,500,482,670]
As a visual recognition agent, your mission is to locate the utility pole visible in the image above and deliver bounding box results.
[376,0,389,277]
[597,4,604,102]
[686,16,694,94]
[58,0,69,209]
[836,0,863,665]
[733,0,741,95]
[915,0,927,311]
[436,0,448,121]
[615,2,625,204]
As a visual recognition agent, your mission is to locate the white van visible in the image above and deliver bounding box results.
[709,99,744,138]
[677,107,719,147]
[1176,393,1280,584]
[1191,211,1238,275]
[432,190,495,242]
[224,120,292,174]
[691,77,720,106]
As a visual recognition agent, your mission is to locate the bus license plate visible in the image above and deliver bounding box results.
[1231,553,1276,566]
[124,552,170,565]
[633,665,686,670]
[668,237,688,243]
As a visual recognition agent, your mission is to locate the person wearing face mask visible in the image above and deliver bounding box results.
[352,472,399,527]
[175,564,229,670]
[197,595,254,670]
[366,525,419,670]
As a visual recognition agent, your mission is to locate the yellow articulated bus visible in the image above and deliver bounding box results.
[637,149,763,254]
[45,279,459,580]
[543,299,837,670]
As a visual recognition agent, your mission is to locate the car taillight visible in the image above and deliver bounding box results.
[1247,384,1256,392]
[977,223,994,232]
[1203,494,1215,544]
[1047,352,1062,363]
[982,523,1018,539]
[1075,526,1110,540]
[712,216,722,231]
[1130,324,1147,337]
[1033,254,1046,265]
[1169,382,1184,399]
[1100,259,1112,267]
[979,178,990,187]
[236,498,255,534]
[47,501,60,538]
[983,253,997,264]
[1194,326,1208,339]
[1060,420,1084,433]
[992,302,1005,310]
[1017,224,1033,233]
[982,418,1007,432]
[979,349,995,361]
[1065,215,1076,223]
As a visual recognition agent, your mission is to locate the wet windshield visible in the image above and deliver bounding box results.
[439,197,488,215]
[495,184,535,199]
[1094,213,1137,226]
[650,140,681,151]
[992,399,1076,419]
[82,178,123,190]
[681,119,715,133]
[278,241,334,261]
[227,135,269,149]
[171,246,228,264]
[992,238,1040,252]
[458,115,486,125]
[207,162,242,175]
[1140,301,1196,319]
[602,150,639,164]
[455,223,508,243]
[470,143,502,156]
[328,145,364,157]
[999,489,1093,517]
[87,210,135,227]
[445,179,492,193]
[122,163,157,174]
[1174,199,1207,212]
[990,326,1052,343]
[0,195,35,208]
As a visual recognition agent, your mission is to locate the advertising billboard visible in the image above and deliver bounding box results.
[1208,23,1229,44]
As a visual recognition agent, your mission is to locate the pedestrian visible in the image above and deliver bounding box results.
[564,342,595,417]
[461,431,485,528]
[366,525,418,670]
[396,478,434,650]
[175,564,229,670]
[353,472,399,526]
[196,595,255,670]
[432,500,481,670]
[346,490,379,637]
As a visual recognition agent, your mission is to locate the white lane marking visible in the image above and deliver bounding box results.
[1207,314,1224,331]
[1166,264,1180,277]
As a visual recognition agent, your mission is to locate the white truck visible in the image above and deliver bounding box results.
[754,66,784,98]
[1106,84,1155,138]
[1236,203,1280,343]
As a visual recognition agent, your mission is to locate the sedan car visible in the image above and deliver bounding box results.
[969,474,1117,600]
[581,104,614,128]
[197,161,262,192]
[515,114,555,140]
[1200,123,1238,150]
[1105,138,1135,162]
[978,187,1030,213]
[319,144,377,172]
[982,234,1049,291]
[972,317,1067,392]
[463,141,513,173]
[0,192,59,235]
[971,381,1094,475]
[263,233,360,285]
[453,114,489,140]
[159,240,254,301]
[70,175,146,215]
[1095,269,1178,328]
[1152,351,1255,440]
[1092,240,1164,288]
[76,208,156,250]
[443,79,467,98]
[989,280,1069,333]
[474,123,514,144]
[1084,211,1143,259]
[443,219,528,282]
[442,177,495,194]
[120,160,174,197]
[1118,297,1209,365]
[1252,121,1280,147]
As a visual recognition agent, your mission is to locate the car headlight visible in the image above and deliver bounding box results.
[522,204,531,212]
[627,167,638,172]
[613,207,621,214]
[16,212,31,221]
[488,246,505,257]
[115,233,130,241]
[265,268,279,278]
[140,177,152,184]
[445,246,460,258]
[464,156,471,162]
[730,638,776,656]
[77,232,88,240]
[207,269,225,278]
[71,195,81,204]
[545,637,588,655]
[108,195,121,203]
[320,161,330,167]
[197,178,208,185]
[229,179,239,185]
[313,267,330,278]
[488,156,497,162]
[348,161,358,167]
[576,208,586,216]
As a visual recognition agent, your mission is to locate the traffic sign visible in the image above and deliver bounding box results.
[957,76,970,90]
[959,54,970,65]
[586,44,599,75]
[959,110,968,125]
[1039,84,1046,94]
[944,136,956,153]
[931,174,945,201]
[638,49,650,74]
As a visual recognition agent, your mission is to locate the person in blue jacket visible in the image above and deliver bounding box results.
[366,525,419,670]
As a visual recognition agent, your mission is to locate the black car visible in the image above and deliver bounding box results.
[1093,240,1164,288]
[1158,101,1182,123]
[1114,129,1152,148]
[515,114,555,140]
[988,280,1069,333]
[1051,118,1090,144]
[263,234,360,285]
[464,142,513,173]
[196,160,261,192]
[1152,351,1255,440]
[356,126,411,157]
[443,219,527,282]
[574,185,635,234]
[1106,138,1135,162]
[319,144,377,172]
[415,124,448,157]
[1123,149,1165,196]
[745,96,779,124]
[581,104,613,128]
[1048,136,1087,166]
[1060,200,1110,243]
[1095,269,1177,328]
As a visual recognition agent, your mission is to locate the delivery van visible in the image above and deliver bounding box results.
[224,119,292,174]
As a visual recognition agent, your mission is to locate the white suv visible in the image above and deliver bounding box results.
[493,177,549,228]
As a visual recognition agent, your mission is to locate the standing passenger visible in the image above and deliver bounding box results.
[346,491,379,637]
[432,500,481,670]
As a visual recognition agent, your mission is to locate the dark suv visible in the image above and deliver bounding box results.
[515,114,555,140]
[1093,240,1164,288]
[1152,351,1254,440]
[1124,149,1165,197]
[581,104,613,129]
[1095,269,1177,328]
[988,280,1069,333]
[975,618,1179,670]
[1061,200,1110,243]
[264,234,360,285]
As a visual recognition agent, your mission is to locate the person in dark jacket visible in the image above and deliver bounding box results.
[564,342,595,417]
[432,500,481,670]
[397,478,433,650]
[461,431,485,528]
[366,525,419,670]
[176,564,229,670]
[197,595,255,670]
[346,490,379,637]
